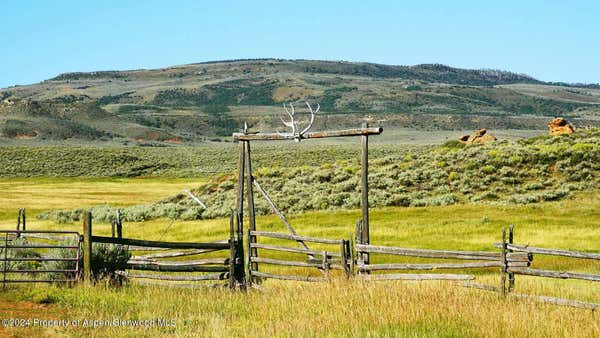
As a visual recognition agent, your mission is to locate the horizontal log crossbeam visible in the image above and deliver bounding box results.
[233,127,383,141]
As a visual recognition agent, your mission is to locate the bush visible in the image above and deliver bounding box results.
[46,241,130,286]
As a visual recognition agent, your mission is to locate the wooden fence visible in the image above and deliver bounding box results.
[82,211,245,289]
[484,225,600,309]
[5,208,599,310]
[355,222,531,281]
[247,230,352,283]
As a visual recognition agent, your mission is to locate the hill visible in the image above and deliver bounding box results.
[38,128,600,222]
[2,59,600,143]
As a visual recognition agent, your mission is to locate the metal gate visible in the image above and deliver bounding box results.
[1,230,81,286]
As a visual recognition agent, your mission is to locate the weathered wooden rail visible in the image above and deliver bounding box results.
[247,230,352,284]
[355,221,532,282]
[493,226,600,290]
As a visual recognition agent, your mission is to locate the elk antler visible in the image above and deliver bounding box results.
[278,102,319,141]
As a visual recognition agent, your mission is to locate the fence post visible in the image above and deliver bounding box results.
[229,209,236,289]
[245,228,252,286]
[508,224,515,292]
[235,210,246,290]
[356,220,364,272]
[322,251,329,279]
[348,233,355,276]
[16,209,21,232]
[341,240,351,278]
[116,209,122,239]
[22,209,26,233]
[83,211,92,283]
[500,228,507,296]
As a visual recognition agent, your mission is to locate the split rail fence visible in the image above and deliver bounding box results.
[82,211,245,289]
[247,230,352,283]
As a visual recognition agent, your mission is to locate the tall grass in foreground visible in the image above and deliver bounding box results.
[3,278,599,337]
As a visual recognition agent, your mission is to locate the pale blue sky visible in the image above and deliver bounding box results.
[1,0,598,88]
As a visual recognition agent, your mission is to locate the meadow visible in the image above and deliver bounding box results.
[0,177,599,337]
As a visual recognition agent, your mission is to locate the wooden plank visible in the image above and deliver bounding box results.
[358,262,532,271]
[361,273,475,281]
[91,236,229,250]
[128,258,228,266]
[250,243,341,257]
[233,127,383,141]
[493,243,600,260]
[251,271,326,282]
[126,272,228,281]
[251,257,323,268]
[127,262,229,273]
[132,243,227,260]
[357,244,510,260]
[251,231,341,245]
[508,267,600,282]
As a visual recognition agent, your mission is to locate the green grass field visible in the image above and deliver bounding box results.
[0,177,599,337]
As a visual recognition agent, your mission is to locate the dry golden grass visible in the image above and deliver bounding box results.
[2,279,599,337]
[0,178,599,337]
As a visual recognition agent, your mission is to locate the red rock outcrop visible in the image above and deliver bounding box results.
[548,117,574,135]
[459,129,497,144]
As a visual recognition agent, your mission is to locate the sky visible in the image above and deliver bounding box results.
[1,0,599,88]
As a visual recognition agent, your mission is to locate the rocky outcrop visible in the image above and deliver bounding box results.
[548,117,574,135]
[459,129,497,144]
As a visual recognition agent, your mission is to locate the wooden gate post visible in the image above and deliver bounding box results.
[229,210,236,289]
[116,209,122,239]
[360,122,370,266]
[83,211,92,283]
[244,141,258,281]
[500,228,507,296]
[356,220,364,270]
[16,209,22,233]
[508,224,515,292]
[22,209,26,232]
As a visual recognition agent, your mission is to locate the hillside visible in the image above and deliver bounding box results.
[38,129,600,222]
[2,59,600,143]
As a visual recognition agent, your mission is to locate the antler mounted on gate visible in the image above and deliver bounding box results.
[278,102,319,141]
